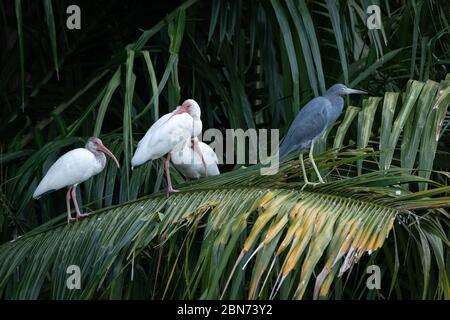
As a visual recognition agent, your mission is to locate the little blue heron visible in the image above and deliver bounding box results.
[279,83,367,185]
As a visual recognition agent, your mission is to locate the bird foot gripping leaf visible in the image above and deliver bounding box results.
[67,216,77,224]
[166,188,180,198]
[300,181,323,191]
[76,212,91,220]
[67,212,91,224]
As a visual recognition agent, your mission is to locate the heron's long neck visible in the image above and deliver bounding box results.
[324,93,344,123]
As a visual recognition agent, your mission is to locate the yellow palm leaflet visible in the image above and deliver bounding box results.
[295,203,339,298]
[243,193,291,252]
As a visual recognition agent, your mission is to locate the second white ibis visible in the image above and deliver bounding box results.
[171,137,220,179]
[131,99,207,193]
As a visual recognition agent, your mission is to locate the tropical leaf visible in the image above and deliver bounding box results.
[0,152,448,299]
[1,0,449,300]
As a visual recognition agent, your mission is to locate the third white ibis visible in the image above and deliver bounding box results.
[131,99,207,193]
[33,137,120,224]
[171,137,220,179]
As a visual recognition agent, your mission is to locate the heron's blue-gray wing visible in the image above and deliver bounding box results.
[279,97,331,158]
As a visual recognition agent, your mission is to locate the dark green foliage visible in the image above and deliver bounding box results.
[0,0,449,299]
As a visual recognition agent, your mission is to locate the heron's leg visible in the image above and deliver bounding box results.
[165,154,179,195]
[192,139,208,177]
[71,185,90,220]
[299,153,310,185]
[66,187,76,224]
[309,144,325,183]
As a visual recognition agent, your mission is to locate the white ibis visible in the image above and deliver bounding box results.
[33,137,120,224]
[131,99,207,193]
[171,137,220,179]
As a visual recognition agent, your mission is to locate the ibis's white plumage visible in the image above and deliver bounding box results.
[131,101,203,169]
[171,137,220,179]
[33,137,120,224]
[33,148,106,199]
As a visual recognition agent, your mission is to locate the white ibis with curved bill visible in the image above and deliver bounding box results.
[171,137,220,179]
[33,137,120,224]
[131,99,207,193]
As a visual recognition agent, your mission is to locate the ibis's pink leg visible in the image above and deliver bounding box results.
[66,187,76,224]
[192,139,208,177]
[71,185,90,220]
[165,154,179,195]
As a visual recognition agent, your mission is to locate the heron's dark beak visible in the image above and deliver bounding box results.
[98,144,120,168]
[345,88,367,95]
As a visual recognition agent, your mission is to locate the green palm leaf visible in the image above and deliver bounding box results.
[0,153,448,299]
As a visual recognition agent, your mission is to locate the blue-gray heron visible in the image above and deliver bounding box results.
[279,83,367,185]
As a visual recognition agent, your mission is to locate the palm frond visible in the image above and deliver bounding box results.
[0,152,448,299]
